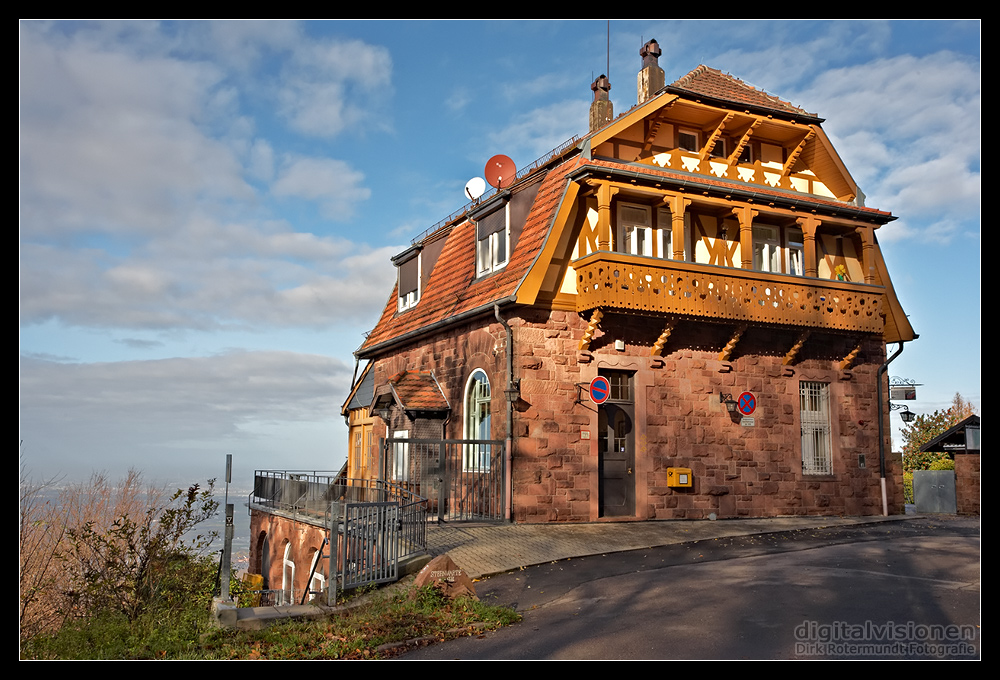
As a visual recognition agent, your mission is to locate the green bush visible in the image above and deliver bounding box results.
[928,458,955,471]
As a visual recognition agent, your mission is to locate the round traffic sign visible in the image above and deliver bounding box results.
[590,376,611,404]
[737,391,757,416]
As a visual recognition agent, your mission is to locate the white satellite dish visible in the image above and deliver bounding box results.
[465,176,486,200]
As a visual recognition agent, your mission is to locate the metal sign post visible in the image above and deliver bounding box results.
[220,453,234,602]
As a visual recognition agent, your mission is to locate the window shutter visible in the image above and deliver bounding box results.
[398,256,418,296]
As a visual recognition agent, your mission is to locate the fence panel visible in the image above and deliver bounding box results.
[341,502,399,590]
[382,438,505,522]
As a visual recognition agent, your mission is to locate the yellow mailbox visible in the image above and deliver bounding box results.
[667,467,693,488]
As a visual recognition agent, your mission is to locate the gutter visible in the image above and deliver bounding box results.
[357,296,518,360]
[494,304,516,523]
[876,342,906,516]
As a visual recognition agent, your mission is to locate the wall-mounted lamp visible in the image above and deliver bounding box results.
[505,379,521,403]
[890,402,917,423]
[720,393,738,413]
[377,406,392,423]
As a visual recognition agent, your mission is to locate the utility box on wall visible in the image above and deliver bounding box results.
[667,467,693,488]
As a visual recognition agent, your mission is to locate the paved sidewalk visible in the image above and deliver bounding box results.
[217,514,915,629]
[425,515,911,579]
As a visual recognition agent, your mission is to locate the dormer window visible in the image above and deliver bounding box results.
[476,204,509,276]
[394,248,420,313]
[678,128,700,153]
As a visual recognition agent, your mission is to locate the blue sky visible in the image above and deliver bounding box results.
[19,20,981,486]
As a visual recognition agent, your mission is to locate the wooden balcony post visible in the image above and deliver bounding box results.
[668,194,691,261]
[595,182,618,251]
[857,225,876,285]
[732,205,758,270]
[796,216,820,278]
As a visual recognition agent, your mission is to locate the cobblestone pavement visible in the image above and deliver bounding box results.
[424,515,911,579]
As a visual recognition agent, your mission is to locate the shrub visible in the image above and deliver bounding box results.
[20,470,220,658]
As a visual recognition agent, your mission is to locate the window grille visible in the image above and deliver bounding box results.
[800,381,832,475]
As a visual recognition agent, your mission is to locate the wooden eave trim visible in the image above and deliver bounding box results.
[340,360,373,416]
[513,180,581,306]
[810,125,860,199]
[588,93,681,150]
[665,86,825,124]
[874,241,917,343]
[569,165,893,226]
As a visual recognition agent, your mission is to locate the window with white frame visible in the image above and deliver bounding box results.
[464,370,491,471]
[656,208,689,261]
[710,137,727,158]
[753,225,782,273]
[392,430,409,482]
[618,203,653,257]
[476,205,508,276]
[678,128,700,153]
[787,227,804,276]
[397,253,420,312]
[800,381,832,475]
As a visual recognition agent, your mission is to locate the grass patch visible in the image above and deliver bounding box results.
[24,583,521,660]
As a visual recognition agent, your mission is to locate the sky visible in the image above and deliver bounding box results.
[19,20,981,488]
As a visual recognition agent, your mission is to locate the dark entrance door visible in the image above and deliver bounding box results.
[598,371,635,517]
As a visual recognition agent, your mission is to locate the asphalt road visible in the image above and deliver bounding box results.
[400,517,980,660]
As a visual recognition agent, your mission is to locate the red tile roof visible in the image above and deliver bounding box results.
[357,67,877,358]
[387,371,449,411]
[670,65,816,118]
[358,158,577,356]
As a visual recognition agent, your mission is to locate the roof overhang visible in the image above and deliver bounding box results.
[566,163,894,225]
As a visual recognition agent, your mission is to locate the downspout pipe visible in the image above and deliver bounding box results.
[495,304,515,522]
[876,342,905,516]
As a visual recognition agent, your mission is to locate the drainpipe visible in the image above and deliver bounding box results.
[494,304,516,522]
[876,342,905,516]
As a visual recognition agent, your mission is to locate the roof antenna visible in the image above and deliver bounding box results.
[606,20,610,84]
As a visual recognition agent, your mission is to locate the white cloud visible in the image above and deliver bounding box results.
[19,350,352,480]
[486,98,588,162]
[272,156,371,220]
[277,39,392,138]
[19,227,399,331]
[790,51,980,243]
[20,25,253,238]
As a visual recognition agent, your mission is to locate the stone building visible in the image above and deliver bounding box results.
[349,40,915,522]
[251,40,916,598]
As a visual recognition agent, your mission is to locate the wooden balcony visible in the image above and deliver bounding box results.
[574,251,885,334]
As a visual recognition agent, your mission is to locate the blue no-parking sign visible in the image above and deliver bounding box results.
[590,376,611,404]
[737,391,757,416]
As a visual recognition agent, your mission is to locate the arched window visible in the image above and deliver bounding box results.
[308,548,326,602]
[281,541,295,606]
[464,369,491,471]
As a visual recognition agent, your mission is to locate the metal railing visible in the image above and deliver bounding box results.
[250,471,428,557]
[382,438,506,522]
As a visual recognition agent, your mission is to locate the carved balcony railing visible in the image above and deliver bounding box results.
[646,148,840,200]
[574,251,884,334]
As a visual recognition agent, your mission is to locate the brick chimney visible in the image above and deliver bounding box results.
[637,39,664,104]
[589,74,612,133]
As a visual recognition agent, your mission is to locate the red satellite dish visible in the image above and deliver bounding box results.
[485,154,517,189]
